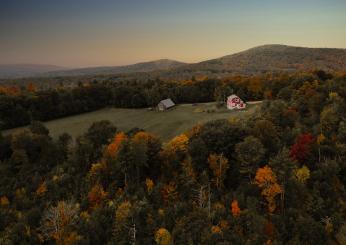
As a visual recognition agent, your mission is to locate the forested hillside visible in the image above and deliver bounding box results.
[1,45,346,83]
[1,71,345,244]
[184,45,346,73]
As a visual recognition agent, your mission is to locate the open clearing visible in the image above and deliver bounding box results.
[3,102,261,142]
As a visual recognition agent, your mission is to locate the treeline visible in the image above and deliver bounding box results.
[0,72,345,244]
[0,71,333,129]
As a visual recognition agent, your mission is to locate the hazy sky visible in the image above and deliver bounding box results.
[1,0,346,67]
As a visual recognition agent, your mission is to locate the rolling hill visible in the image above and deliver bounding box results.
[1,45,346,81]
[45,59,186,77]
[0,59,186,79]
[178,44,346,74]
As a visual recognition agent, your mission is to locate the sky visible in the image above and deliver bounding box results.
[1,0,346,68]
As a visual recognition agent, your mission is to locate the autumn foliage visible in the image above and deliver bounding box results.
[290,133,314,163]
[87,183,108,210]
[231,200,241,217]
[0,196,10,206]
[161,181,179,205]
[132,131,157,145]
[208,154,229,189]
[155,228,172,245]
[146,178,154,193]
[211,225,222,234]
[0,85,21,96]
[26,83,36,93]
[106,132,128,158]
[255,166,282,213]
[40,201,80,245]
[36,181,47,196]
[294,165,311,183]
[115,201,132,222]
[1,71,346,244]
[164,134,189,154]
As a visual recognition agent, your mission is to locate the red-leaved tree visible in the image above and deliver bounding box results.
[290,133,314,164]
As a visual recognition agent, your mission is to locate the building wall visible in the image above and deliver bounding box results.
[158,103,166,111]
[227,95,246,110]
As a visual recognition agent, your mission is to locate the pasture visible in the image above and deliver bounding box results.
[3,102,261,142]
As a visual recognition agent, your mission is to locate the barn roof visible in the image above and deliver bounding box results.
[159,98,175,108]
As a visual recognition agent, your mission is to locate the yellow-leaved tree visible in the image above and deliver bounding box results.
[115,201,132,222]
[146,178,154,193]
[164,134,189,154]
[294,165,310,184]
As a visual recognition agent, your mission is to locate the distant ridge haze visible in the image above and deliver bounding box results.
[46,59,187,77]
[0,59,187,79]
[1,44,346,79]
[0,64,67,79]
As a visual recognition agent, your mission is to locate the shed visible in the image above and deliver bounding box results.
[227,94,246,110]
[158,98,175,111]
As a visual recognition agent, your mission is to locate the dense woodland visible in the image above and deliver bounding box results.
[0,71,346,244]
[0,73,263,130]
[0,71,336,130]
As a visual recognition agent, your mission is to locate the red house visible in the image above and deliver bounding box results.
[227,94,246,110]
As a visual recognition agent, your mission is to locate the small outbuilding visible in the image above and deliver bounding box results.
[158,98,175,111]
[227,94,246,110]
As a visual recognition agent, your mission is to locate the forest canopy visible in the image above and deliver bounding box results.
[0,71,346,244]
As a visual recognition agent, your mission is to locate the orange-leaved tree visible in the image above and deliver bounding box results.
[155,228,172,245]
[26,82,36,93]
[0,196,10,206]
[36,181,47,196]
[87,183,108,210]
[105,132,128,158]
[255,166,282,213]
[231,200,241,217]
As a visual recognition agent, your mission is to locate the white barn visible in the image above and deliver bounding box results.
[158,98,175,111]
[227,94,246,110]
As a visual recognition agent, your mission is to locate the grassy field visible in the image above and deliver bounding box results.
[3,102,261,142]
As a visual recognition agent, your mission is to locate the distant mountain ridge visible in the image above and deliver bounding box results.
[1,45,346,79]
[46,59,187,77]
[0,64,65,79]
[184,44,346,73]
[0,59,187,79]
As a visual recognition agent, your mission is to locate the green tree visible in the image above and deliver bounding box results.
[29,121,49,136]
[235,136,265,178]
[268,148,296,213]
